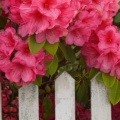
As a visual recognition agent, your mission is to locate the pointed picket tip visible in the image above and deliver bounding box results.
[19,83,39,120]
[55,71,75,86]
[91,73,111,120]
[55,71,75,120]
[56,71,74,80]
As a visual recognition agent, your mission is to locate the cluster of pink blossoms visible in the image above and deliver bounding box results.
[1,0,120,79]
[0,27,53,85]
[1,0,74,44]
[1,0,119,45]
[79,1,120,79]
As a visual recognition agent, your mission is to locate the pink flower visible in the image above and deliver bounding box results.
[89,30,99,44]
[14,42,37,67]
[34,51,54,76]
[104,0,119,17]
[0,27,22,56]
[70,0,81,10]
[97,18,113,30]
[56,3,75,27]
[10,7,23,24]
[36,26,67,44]
[76,10,101,30]
[0,50,10,72]
[111,60,120,79]
[96,48,119,73]
[5,58,36,85]
[33,0,61,19]
[81,43,100,67]
[18,6,50,36]
[66,24,91,46]
[1,0,10,13]
[97,26,120,50]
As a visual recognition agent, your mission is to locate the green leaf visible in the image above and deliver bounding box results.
[109,80,120,105]
[59,43,76,62]
[79,57,86,68]
[29,35,45,54]
[34,76,42,86]
[96,72,103,82]
[47,55,58,76]
[43,96,54,119]
[44,41,59,55]
[102,73,116,88]
[76,82,89,104]
[65,46,76,62]
[114,12,120,23]
[89,68,99,79]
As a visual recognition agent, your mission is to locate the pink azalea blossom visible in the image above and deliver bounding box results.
[10,7,23,24]
[33,0,61,19]
[111,60,120,79]
[34,51,53,76]
[104,0,120,17]
[1,0,10,13]
[0,27,22,56]
[81,43,100,67]
[76,10,101,30]
[0,50,11,72]
[56,3,75,27]
[89,30,99,44]
[97,26,120,50]
[66,24,91,46]
[96,48,119,73]
[36,26,67,44]
[5,57,36,85]
[18,6,50,36]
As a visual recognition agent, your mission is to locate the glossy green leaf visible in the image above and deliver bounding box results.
[114,12,120,23]
[29,35,45,54]
[89,68,99,79]
[47,55,58,76]
[43,96,54,119]
[66,46,76,62]
[76,82,89,104]
[96,72,103,82]
[59,43,76,62]
[109,80,120,105]
[44,41,59,55]
[79,57,86,68]
[102,73,116,88]
[34,76,42,86]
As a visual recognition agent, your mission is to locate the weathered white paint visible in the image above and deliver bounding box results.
[0,83,2,120]
[91,74,111,120]
[19,83,39,120]
[55,72,75,120]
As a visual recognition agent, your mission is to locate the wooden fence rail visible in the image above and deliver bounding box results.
[0,72,111,120]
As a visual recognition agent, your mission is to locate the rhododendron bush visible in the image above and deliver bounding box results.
[1,0,120,119]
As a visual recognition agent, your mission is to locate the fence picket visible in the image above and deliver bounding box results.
[0,72,113,120]
[19,83,39,120]
[91,74,111,120]
[55,72,75,120]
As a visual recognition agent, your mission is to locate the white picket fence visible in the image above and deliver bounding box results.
[0,72,111,120]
